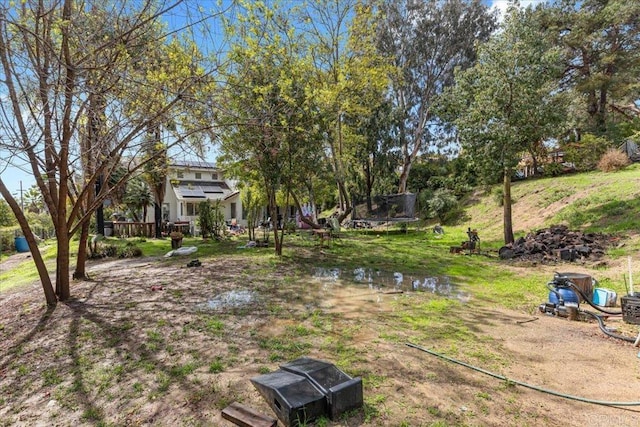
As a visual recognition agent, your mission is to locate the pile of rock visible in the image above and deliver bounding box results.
[498,225,617,263]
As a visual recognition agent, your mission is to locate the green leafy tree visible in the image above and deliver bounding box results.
[538,0,640,134]
[23,185,45,214]
[0,198,16,226]
[240,185,266,242]
[440,4,566,244]
[123,177,153,223]
[306,0,392,221]
[376,0,496,194]
[219,0,321,255]
[198,200,225,240]
[564,133,612,172]
[426,188,460,224]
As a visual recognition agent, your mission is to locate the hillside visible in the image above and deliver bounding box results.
[461,163,640,242]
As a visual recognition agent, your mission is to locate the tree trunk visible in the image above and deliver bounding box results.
[55,226,72,301]
[503,169,514,245]
[365,158,373,214]
[269,200,282,256]
[73,220,90,280]
[154,202,162,238]
[0,179,57,306]
[397,156,412,194]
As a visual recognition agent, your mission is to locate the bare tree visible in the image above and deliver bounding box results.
[0,0,221,304]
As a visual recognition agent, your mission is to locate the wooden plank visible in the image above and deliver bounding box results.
[221,402,277,427]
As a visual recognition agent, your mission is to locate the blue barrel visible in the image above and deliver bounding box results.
[548,284,579,305]
[14,236,29,253]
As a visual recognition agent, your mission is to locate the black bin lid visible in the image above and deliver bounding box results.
[280,357,351,394]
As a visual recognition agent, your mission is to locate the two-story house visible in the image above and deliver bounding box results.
[161,160,245,230]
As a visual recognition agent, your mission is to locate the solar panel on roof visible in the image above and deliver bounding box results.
[171,160,216,169]
[176,186,206,198]
[202,185,224,193]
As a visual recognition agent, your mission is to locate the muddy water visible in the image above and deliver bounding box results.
[201,268,469,312]
[204,289,256,310]
[311,267,470,302]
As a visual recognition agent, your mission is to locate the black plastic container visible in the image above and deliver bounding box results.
[251,370,326,427]
[251,357,364,426]
[621,295,640,324]
[280,357,363,420]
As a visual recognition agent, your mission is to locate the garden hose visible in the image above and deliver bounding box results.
[406,342,640,407]
[581,310,635,343]
[565,281,622,315]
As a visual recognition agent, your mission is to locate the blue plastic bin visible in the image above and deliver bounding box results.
[14,236,29,253]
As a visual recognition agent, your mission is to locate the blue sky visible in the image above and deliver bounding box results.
[0,0,546,197]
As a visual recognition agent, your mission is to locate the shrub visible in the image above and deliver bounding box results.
[426,188,460,224]
[564,133,611,172]
[118,242,142,258]
[542,162,564,177]
[597,149,630,172]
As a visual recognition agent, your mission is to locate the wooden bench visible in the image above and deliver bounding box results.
[221,402,277,427]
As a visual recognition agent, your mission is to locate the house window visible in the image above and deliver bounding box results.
[241,205,246,220]
[211,172,218,180]
[177,171,184,178]
[186,203,199,216]
[195,172,202,179]
[230,203,237,219]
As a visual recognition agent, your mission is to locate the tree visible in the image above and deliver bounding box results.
[538,0,640,135]
[296,0,392,222]
[122,177,153,223]
[218,0,315,255]
[240,184,267,242]
[0,0,219,304]
[0,198,16,226]
[440,4,566,244]
[23,185,45,214]
[376,0,496,194]
[198,200,225,240]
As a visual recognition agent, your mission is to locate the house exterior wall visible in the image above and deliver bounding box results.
[150,161,246,230]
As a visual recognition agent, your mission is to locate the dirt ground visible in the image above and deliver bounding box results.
[2,250,640,427]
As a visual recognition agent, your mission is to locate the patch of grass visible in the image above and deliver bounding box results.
[42,368,62,386]
[132,382,144,394]
[258,336,312,361]
[81,406,104,423]
[285,324,312,337]
[202,316,225,335]
[169,362,197,378]
[208,357,224,373]
[258,366,271,374]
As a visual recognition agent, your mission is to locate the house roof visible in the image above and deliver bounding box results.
[170,160,217,169]
[172,181,235,202]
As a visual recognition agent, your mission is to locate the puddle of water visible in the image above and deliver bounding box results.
[312,267,470,302]
[204,289,256,310]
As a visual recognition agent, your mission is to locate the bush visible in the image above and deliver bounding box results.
[0,231,14,253]
[564,133,611,172]
[426,188,460,224]
[597,149,630,172]
[118,242,142,258]
[542,162,564,177]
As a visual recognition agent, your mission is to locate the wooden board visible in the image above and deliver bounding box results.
[221,402,277,427]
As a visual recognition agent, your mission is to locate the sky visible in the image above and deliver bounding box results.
[0,0,546,199]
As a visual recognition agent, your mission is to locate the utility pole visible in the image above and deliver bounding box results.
[13,180,24,211]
